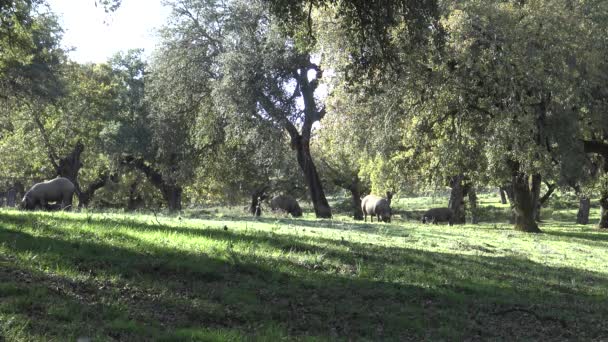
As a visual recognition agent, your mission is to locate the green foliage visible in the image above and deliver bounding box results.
[316,0,608,197]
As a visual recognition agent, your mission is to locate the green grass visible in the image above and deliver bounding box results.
[1,194,608,340]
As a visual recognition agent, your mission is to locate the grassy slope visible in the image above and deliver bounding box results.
[1,195,608,341]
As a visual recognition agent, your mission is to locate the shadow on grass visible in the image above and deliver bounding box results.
[1,212,608,340]
[544,229,608,243]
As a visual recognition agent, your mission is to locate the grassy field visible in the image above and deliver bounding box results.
[1,194,608,341]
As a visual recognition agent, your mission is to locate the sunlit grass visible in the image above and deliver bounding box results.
[1,194,607,340]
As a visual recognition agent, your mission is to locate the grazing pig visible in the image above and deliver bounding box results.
[270,195,303,217]
[21,177,75,210]
[421,207,454,226]
[361,195,392,223]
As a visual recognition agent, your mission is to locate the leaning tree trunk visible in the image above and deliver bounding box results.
[510,171,541,233]
[468,186,479,224]
[78,172,116,208]
[121,155,182,212]
[294,137,332,218]
[503,183,516,223]
[448,174,466,224]
[256,55,332,219]
[499,187,508,204]
[577,197,590,225]
[536,182,557,222]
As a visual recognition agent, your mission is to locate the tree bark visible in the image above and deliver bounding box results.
[250,185,269,216]
[536,181,556,222]
[57,141,84,186]
[499,187,507,204]
[530,174,542,222]
[127,181,146,210]
[256,56,332,219]
[164,186,182,212]
[576,197,590,225]
[78,172,116,208]
[503,183,516,223]
[448,174,466,224]
[599,191,608,228]
[468,186,479,224]
[510,170,542,233]
[294,136,332,218]
[350,178,364,220]
[121,155,182,211]
[582,140,608,228]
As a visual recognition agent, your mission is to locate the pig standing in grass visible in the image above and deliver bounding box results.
[421,208,454,226]
[361,194,392,223]
[270,195,303,217]
[21,177,75,210]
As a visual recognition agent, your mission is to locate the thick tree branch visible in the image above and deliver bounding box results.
[257,91,300,141]
[121,155,164,186]
[583,140,608,156]
[539,182,556,206]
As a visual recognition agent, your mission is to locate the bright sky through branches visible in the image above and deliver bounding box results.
[47,0,170,63]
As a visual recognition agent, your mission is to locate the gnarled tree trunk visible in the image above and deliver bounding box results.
[350,178,364,220]
[294,136,331,218]
[127,180,146,210]
[577,197,590,225]
[582,140,608,228]
[78,172,117,208]
[249,185,269,216]
[257,57,332,219]
[448,174,466,224]
[122,155,182,212]
[510,170,541,233]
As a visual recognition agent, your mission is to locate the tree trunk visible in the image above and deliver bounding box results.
[127,181,146,210]
[503,185,514,204]
[121,155,182,212]
[55,141,85,202]
[163,185,182,212]
[6,189,16,207]
[536,182,557,222]
[530,174,542,222]
[448,174,466,224]
[349,178,364,220]
[503,183,516,223]
[468,186,479,224]
[294,137,332,218]
[256,56,331,219]
[576,197,590,225]
[599,192,608,228]
[249,185,269,216]
[511,171,541,233]
[582,140,608,228]
[78,172,116,208]
[499,187,507,204]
